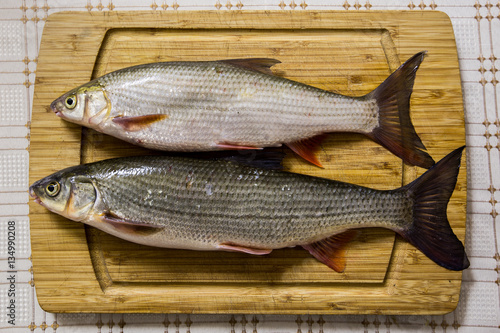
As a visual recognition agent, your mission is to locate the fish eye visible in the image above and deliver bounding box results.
[64,95,77,109]
[45,182,60,197]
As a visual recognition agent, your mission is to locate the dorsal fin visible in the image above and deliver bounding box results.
[220,58,281,75]
[179,150,285,170]
[221,151,285,170]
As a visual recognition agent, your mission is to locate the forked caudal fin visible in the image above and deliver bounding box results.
[398,146,469,271]
[366,51,435,169]
[302,147,468,272]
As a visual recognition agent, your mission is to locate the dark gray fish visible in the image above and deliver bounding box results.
[30,148,468,272]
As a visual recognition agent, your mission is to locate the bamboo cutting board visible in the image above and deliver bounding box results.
[29,11,466,314]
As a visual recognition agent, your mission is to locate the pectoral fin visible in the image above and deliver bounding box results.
[99,212,163,236]
[217,242,272,255]
[112,114,168,132]
[301,230,359,273]
[216,142,263,150]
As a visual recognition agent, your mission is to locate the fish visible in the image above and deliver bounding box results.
[29,147,469,272]
[50,52,435,169]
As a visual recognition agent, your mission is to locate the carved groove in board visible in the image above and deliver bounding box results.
[86,226,113,291]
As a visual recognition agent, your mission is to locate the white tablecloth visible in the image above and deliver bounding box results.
[1,0,499,332]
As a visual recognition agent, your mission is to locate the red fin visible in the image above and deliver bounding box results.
[100,213,163,235]
[285,135,328,168]
[221,58,281,76]
[216,142,263,150]
[366,51,435,169]
[112,114,168,132]
[301,230,359,273]
[217,243,272,255]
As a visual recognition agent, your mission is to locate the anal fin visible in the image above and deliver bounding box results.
[112,114,168,132]
[301,230,359,273]
[218,242,272,255]
[285,134,328,168]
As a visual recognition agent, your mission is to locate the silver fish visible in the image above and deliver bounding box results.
[50,53,434,168]
[30,147,468,272]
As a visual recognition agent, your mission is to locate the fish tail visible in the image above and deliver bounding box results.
[397,146,469,271]
[366,51,435,169]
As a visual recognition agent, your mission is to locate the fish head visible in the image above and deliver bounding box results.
[50,83,110,127]
[30,167,97,222]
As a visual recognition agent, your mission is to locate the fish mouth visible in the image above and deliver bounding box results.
[49,101,62,117]
[29,187,42,205]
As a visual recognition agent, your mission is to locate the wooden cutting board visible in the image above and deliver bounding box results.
[29,10,466,314]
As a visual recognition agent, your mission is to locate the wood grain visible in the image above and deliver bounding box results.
[29,10,466,314]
